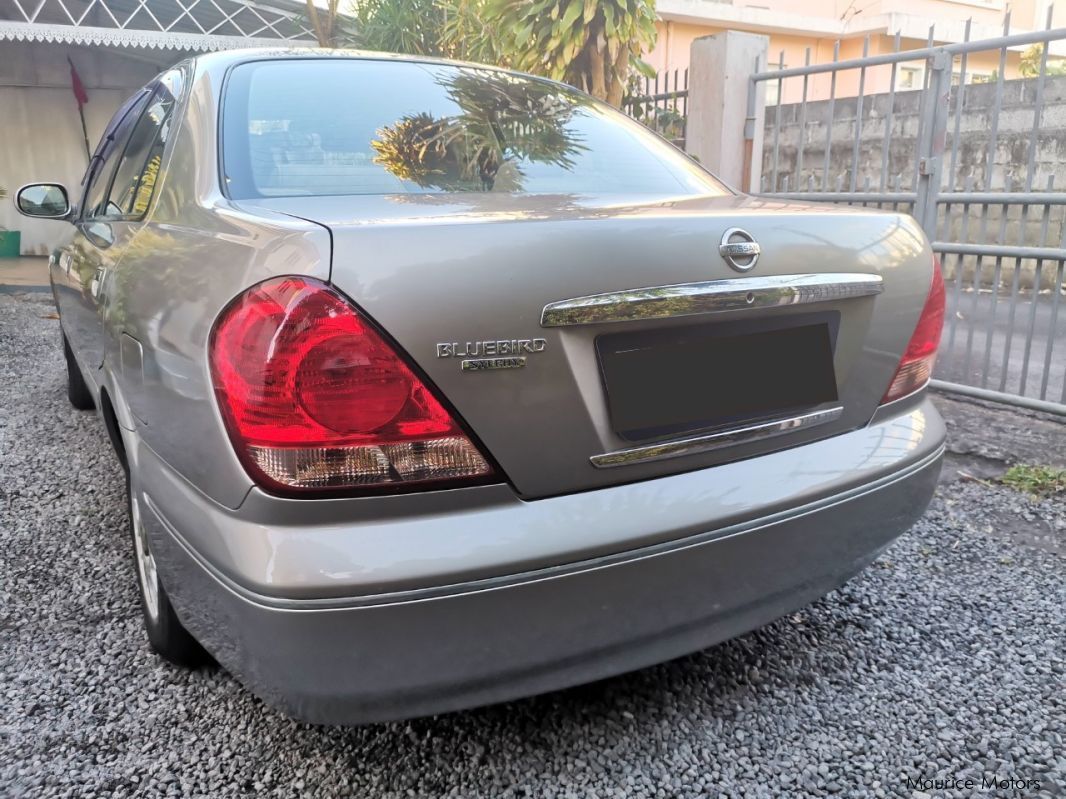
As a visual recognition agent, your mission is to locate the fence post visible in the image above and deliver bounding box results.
[743,60,763,194]
[686,31,769,189]
[914,48,952,236]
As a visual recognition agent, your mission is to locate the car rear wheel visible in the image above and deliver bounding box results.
[63,334,94,410]
[127,479,207,667]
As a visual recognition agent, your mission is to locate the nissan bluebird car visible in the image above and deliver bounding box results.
[16,50,946,725]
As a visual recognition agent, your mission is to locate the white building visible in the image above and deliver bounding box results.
[0,0,317,253]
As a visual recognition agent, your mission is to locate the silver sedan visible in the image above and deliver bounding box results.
[16,50,946,725]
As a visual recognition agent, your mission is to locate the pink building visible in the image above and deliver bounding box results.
[646,0,1066,101]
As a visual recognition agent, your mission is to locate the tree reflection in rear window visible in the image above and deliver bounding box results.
[221,59,730,199]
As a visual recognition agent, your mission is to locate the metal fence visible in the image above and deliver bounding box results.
[747,12,1066,415]
[623,69,689,149]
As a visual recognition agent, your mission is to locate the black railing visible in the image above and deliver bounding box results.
[622,69,689,149]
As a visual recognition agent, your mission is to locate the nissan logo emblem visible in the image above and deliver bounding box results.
[719,228,760,272]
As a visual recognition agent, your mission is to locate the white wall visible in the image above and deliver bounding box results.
[0,42,165,254]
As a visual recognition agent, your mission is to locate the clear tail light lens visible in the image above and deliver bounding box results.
[210,277,494,494]
[881,257,946,404]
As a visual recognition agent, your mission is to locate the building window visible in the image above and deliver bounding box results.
[765,63,787,105]
[897,65,923,90]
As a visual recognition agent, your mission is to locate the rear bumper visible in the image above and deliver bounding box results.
[140,398,944,725]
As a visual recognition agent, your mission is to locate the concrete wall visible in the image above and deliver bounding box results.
[762,72,1066,193]
[0,42,163,254]
[761,74,1066,289]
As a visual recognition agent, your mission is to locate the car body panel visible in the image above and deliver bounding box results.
[106,206,332,508]
[50,55,334,508]
[138,395,942,600]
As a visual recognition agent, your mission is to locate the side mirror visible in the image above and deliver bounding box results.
[16,183,71,220]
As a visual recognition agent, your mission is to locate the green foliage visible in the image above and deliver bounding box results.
[1000,464,1066,497]
[350,0,448,56]
[623,71,687,143]
[349,0,500,62]
[485,0,657,106]
[1019,44,1066,78]
[348,0,658,106]
[627,103,683,140]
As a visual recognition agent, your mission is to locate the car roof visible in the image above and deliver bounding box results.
[191,47,528,79]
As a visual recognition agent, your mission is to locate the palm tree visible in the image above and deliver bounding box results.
[304,0,349,47]
[481,0,657,107]
[350,0,658,107]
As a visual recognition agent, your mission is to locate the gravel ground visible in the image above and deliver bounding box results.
[1,291,1064,799]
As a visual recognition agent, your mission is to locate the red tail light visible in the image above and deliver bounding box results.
[210,277,494,494]
[881,257,945,404]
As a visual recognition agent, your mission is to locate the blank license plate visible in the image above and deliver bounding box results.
[597,321,839,441]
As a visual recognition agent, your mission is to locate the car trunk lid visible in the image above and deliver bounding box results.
[237,192,934,499]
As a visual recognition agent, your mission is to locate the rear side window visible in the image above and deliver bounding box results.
[81,92,150,220]
[104,89,176,218]
[222,59,728,199]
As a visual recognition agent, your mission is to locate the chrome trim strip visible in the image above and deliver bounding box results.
[540,273,883,327]
[590,406,845,468]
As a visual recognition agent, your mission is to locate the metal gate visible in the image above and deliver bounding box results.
[746,12,1066,415]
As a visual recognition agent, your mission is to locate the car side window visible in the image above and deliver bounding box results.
[80,92,150,221]
[102,87,177,220]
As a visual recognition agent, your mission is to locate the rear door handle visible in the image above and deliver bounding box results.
[91,266,105,299]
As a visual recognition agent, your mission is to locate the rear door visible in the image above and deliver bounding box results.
[60,76,179,373]
[55,89,149,370]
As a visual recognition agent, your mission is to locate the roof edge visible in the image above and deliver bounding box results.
[0,20,317,51]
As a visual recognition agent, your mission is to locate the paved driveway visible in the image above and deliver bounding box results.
[1,291,1063,799]
[0,257,49,292]
[940,288,1066,404]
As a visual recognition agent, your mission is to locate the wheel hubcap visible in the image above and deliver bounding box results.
[130,494,161,622]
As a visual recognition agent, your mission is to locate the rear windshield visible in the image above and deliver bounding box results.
[221,59,729,199]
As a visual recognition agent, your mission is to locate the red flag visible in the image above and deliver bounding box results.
[67,57,88,107]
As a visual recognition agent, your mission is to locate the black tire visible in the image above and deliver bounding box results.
[63,334,95,410]
[127,479,208,667]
